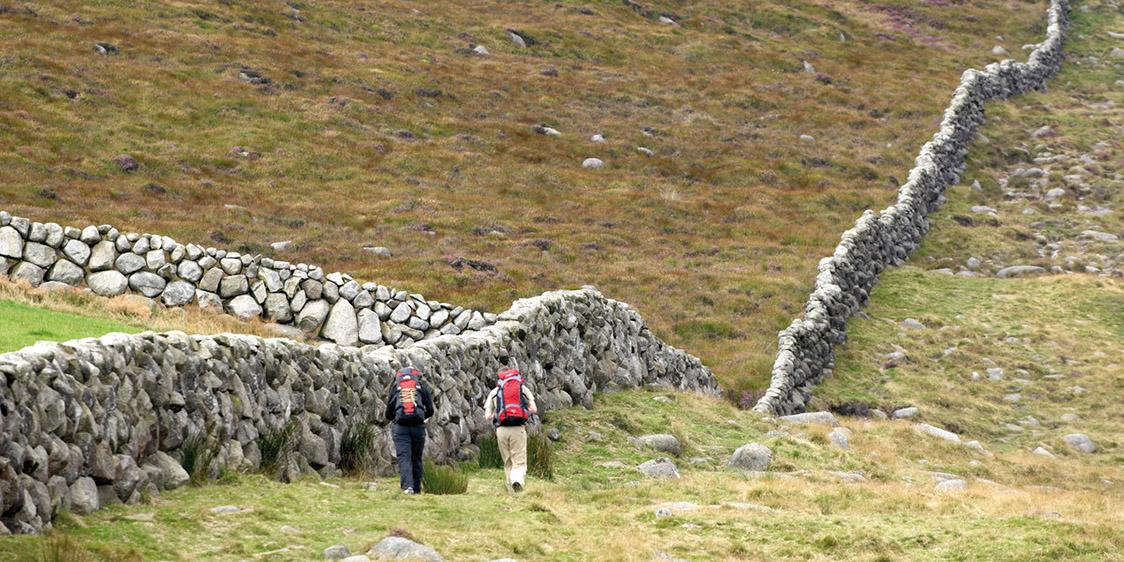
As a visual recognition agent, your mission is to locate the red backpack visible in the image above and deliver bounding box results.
[394,368,425,424]
[495,368,529,427]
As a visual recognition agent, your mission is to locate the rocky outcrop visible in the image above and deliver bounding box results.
[0,287,717,533]
[754,0,1072,415]
[0,211,493,348]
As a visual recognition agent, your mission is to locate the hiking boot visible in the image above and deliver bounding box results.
[512,482,523,493]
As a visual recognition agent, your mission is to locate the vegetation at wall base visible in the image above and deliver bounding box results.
[420,460,469,495]
[257,420,300,480]
[476,434,503,470]
[527,433,555,481]
[338,423,379,476]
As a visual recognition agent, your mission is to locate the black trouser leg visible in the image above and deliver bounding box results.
[392,424,415,491]
[411,426,426,493]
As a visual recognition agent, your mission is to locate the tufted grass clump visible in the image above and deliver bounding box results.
[527,433,555,480]
[421,460,468,495]
[258,420,300,479]
[338,423,379,476]
[181,430,221,486]
[476,434,504,469]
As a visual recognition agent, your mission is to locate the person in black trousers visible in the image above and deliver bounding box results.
[384,367,436,494]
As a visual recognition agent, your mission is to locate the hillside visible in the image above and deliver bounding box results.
[0,0,1049,390]
[0,0,1120,560]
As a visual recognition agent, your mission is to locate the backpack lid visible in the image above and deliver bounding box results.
[497,367,520,382]
[396,367,420,381]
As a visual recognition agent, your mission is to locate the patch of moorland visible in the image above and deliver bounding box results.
[0,0,1051,389]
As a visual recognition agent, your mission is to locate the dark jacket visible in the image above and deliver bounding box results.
[385,380,436,426]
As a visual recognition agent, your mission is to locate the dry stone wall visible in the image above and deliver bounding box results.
[0,211,494,347]
[0,287,718,534]
[754,0,1072,415]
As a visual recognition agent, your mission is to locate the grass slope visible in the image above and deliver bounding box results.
[2,389,1120,561]
[0,279,300,352]
[0,0,1049,389]
[0,299,138,352]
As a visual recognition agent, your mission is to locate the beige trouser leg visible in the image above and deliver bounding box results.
[496,426,528,489]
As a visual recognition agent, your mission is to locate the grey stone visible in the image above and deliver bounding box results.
[892,407,919,419]
[62,239,90,266]
[129,272,166,297]
[226,295,263,320]
[302,279,324,300]
[88,241,117,271]
[828,428,851,450]
[46,260,85,286]
[779,412,837,426]
[637,458,680,479]
[1081,230,1118,243]
[10,262,45,286]
[265,293,292,322]
[322,300,359,346]
[390,302,412,323]
[996,265,1046,278]
[297,299,331,333]
[220,257,242,275]
[900,318,926,330]
[87,271,129,296]
[1062,433,1096,454]
[22,242,57,268]
[162,281,196,307]
[582,158,604,169]
[367,536,444,562]
[914,423,960,443]
[935,479,967,492]
[68,477,99,515]
[144,249,165,271]
[0,226,23,259]
[324,545,352,560]
[339,280,361,301]
[177,260,203,283]
[632,434,681,456]
[358,309,383,345]
[220,274,249,298]
[199,267,224,293]
[727,443,771,472]
[363,246,392,258]
[115,252,146,275]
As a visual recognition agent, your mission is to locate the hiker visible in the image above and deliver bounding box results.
[384,367,435,494]
[483,367,539,492]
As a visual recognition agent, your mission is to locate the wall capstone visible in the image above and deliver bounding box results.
[754,0,1072,415]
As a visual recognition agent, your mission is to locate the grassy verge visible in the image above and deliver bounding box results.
[0,279,299,352]
[1,388,1120,561]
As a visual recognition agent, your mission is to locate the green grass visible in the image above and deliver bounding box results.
[1,388,1119,561]
[0,299,139,352]
[420,460,468,495]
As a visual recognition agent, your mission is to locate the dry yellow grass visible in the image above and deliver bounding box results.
[0,0,1050,391]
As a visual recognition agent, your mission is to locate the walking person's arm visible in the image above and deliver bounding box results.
[384,387,397,422]
[522,385,539,415]
[483,388,497,423]
[422,383,436,420]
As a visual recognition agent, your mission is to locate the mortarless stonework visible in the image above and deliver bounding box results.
[0,212,495,347]
[0,287,717,534]
[754,0,1072,415]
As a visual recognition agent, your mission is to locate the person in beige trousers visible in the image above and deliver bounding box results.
[483,372,538,492]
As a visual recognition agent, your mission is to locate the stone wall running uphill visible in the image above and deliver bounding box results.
[754,0,1072,415]
[0,210,494,348]
[0,287,718,534]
